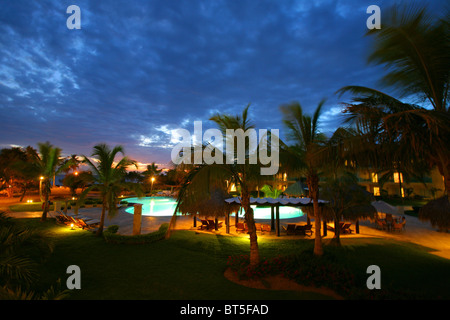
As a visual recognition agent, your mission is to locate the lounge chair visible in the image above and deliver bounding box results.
[341,223,353,234]
[207,220,222,230]
[327,222,344,233]
[375,219,387,230]
[198,220,210,230]
[327,222,352,234]
[261,224,271,234]
[301,224,313,236]
[236,222,248,233]
[76,217,101,230]
[282,224,296,235]
[55,211,71,224]
[392,219,406,232]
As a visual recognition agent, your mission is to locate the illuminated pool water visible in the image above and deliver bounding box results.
[124,197,304,219]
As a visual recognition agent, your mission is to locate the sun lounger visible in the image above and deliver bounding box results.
[327,222,352,234]
[207,220,222,230]
[375,219,387,230]
[392,219,406,232]
[341,223,353,234]
[261,224,271,234]
[236,222,248,233]
[198,220,210,230]
[282,224,296,235]
[76,217,101,230]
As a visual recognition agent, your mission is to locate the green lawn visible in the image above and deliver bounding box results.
[13,218,450,300]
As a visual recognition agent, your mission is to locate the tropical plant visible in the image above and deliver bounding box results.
[0,146,41,201]
[143,162,162,177]
[0,212,69,300]
[280,99,327,256]
[78,144,143,236]
[320,173,376,246]
[260,184,282,198]
[337,3,450,200]
[173,104,269,266]
[62,171,94,197]
[28,142,71,221]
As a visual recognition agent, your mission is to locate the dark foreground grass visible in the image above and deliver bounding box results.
[15,218,450,300]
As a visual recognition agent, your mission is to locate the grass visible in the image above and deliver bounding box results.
[9,202,44,212]
[12,218,450,300]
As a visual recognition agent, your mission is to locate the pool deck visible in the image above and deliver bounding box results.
[5,204,450,260]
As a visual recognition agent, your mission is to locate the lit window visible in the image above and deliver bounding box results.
[401,187,405,198]
[371,173,378,183]
[230,183,236,192]
[283,173,287,181]
[373,187,380,196]
[393,172,403,183]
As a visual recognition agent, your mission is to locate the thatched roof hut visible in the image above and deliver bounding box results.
[284,181,306,197]
[419,197,450,231]
[176,188,240,218]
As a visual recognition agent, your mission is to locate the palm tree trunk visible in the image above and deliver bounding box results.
[241,189,260,266]
[96,200,106,236]
[330,219,341,246]
[41,192,49,221]
[308,173,323,256]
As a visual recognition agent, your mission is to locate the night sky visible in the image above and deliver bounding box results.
[0,0,446,169]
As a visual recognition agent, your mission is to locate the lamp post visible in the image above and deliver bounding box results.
[150,176,155,195]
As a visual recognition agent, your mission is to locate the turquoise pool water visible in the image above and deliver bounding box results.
[124,197,304,219]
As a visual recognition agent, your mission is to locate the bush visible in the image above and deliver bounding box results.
[103,223,169,244]
[227,251,356,298]
[226,251,427,299]
[106,225,119,234]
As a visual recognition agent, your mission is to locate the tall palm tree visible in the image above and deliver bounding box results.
[320,173,376,246]
[78,144,142,236]
[173,105,266,266]
[337,3,450,199]
[143,162,162,178]
[280,99,327,256]
[29,142,68,221]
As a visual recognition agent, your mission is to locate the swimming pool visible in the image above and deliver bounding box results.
[124,197,304,219]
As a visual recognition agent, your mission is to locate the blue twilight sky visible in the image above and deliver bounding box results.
[0,0,446,169]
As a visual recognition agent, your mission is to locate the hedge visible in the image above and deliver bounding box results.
[103,223,169,244]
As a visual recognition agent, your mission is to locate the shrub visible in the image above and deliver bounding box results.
[226,251,427,299]
[106,225,119,234]
[227,251,355,297]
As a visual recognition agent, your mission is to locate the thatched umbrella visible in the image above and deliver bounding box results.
[284,181,307,197]
[419,197,450,232]
[176,188,240,232]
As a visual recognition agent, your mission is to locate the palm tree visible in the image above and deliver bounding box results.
[280,99,327,256]
[337,3,450,200]
[0,212,69,300]
[143,162,162,178]
[78,144,142,236]
[173,105,266,266]
[320,173,376,246]
[29,142,68,221]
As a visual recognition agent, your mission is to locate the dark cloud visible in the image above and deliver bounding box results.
[0,0,446,168]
